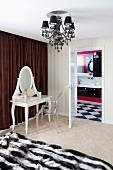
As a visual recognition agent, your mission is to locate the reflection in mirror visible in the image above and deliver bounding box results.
[77,54,93,73]
[20,67,32,91]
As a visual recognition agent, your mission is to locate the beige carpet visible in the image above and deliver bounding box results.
[1,116,113,166]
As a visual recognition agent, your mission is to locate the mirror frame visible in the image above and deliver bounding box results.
[88,59,93,72]
[19,66,33,91]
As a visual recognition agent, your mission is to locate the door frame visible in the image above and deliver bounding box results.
[69,47,77,128]
[74,46,105,123]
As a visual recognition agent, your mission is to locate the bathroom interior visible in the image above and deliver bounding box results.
[76,50,102,122]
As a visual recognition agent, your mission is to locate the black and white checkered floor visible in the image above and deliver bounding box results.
[76,102,102,122]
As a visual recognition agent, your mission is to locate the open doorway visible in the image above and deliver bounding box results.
[74,47,104,123]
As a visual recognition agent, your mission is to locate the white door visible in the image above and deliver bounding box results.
[68,48,77,128]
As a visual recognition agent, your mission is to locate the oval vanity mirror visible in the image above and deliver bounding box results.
[19,66,32,92]
[12,66,40,100]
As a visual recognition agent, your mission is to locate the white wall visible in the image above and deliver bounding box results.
[48,45,69,115]
[48,35,113,124]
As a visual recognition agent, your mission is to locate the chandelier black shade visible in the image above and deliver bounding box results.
[42,21,49,28]
[49,16,57,24]
[64,16,72,25]
[41,10,75,52]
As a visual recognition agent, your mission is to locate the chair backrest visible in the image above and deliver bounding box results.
[55,92,62,102]
[44,92,62,114]
[53,92,62,112]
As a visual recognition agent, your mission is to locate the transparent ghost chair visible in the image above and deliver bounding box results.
[36,92,62,133]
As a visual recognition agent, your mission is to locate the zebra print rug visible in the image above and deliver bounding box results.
[0,132,113,170]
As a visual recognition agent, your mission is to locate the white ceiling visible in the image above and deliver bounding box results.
[0,0,113,43]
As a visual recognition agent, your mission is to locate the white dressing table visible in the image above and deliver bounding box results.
[11,95,51,135]
[11,66,51,135]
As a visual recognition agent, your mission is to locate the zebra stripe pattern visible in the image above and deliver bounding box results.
[0,132,113,170]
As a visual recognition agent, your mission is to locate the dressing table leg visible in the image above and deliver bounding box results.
[25,106,29,135]
[11,103,15,131]
[36,104,39,113]
[48,100,51,122]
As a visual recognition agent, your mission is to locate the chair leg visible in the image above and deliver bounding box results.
[36,111,43,133]
[56,113,59,121]
[52,114,60,134]
[41,112,43,125]
[36,114,39,132]
[48,113,51,122]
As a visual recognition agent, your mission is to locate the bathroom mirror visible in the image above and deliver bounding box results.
[19,66,32,91]
[88,59,93,72]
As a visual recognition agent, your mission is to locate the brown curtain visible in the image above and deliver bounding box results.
[0,31,48,130]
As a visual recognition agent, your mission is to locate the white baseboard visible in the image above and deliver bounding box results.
[58,112,68,117]
[103,120,113,125]
[0,128,11,136]
[0,116,36,136]
[10,116,36,129]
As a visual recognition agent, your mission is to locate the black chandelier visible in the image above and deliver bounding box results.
[41,10,75,52]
